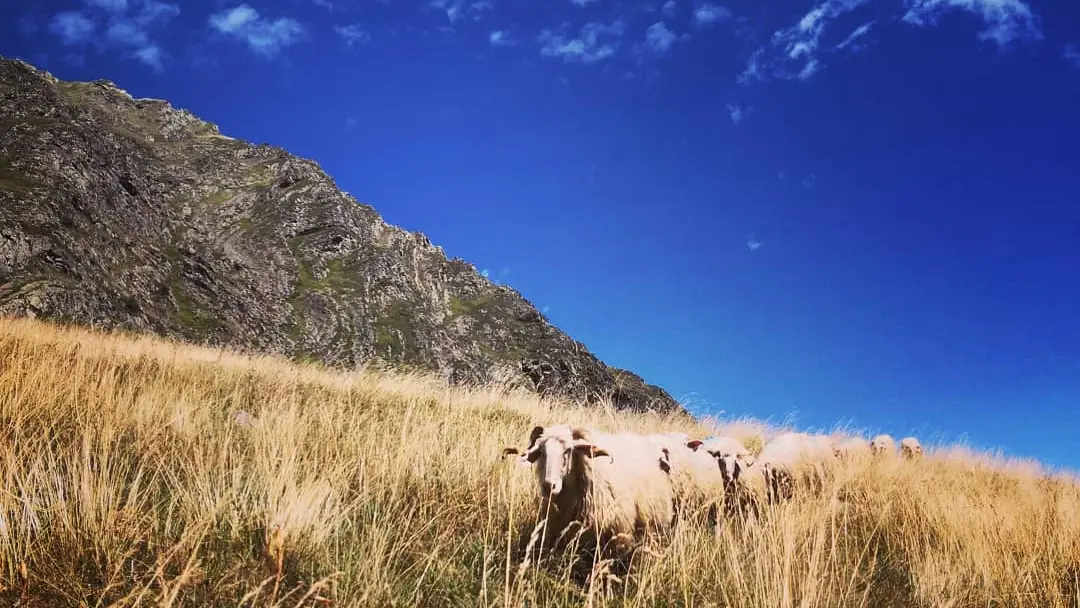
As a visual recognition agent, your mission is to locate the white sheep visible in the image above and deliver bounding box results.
[502,424,675,562]
[900,436,924,459]
[641,432,731,529]
[751,431,836,504]
[833,435,871,459]
[685,435,758,521]
[870,434,897,456]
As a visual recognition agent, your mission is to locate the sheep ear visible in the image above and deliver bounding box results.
[686,440,704,451]
[573,442,609,459]
[527,425,544,448]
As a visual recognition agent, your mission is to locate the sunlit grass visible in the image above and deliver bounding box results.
[0,315,1077,606]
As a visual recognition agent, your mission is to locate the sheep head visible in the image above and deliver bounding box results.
[507,425,611,497]
[688,438,755,486]
[900,437,924,459]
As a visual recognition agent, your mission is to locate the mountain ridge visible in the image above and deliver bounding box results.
[0,56,685,415]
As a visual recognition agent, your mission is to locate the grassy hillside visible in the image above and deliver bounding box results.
[0,316,1077,607]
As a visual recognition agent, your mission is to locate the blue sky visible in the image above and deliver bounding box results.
[3,0,1080,469]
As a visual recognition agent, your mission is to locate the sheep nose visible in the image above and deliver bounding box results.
[546,481,562,495]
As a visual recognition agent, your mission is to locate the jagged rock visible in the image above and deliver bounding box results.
[0,56,686,415]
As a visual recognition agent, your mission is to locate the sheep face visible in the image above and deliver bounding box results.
[503,425,610,497]
[900,437,923,459]
[870,434,895,456]
[687,438,754,487]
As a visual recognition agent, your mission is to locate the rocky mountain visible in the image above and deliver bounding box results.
[0,57,685,415]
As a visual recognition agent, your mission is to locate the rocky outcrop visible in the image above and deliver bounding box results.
[0,57,685,415]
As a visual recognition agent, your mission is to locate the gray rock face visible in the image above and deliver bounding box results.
[0,57,686,415]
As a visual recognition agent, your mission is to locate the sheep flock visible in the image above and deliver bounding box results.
[502,425,926,582]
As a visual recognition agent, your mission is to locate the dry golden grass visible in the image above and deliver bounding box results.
[0,315,1078,607]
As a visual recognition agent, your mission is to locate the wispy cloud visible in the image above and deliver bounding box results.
[335,24,370,46]
[83,0,128,13]
[427,0,492,24]
[902,0,1042,48]
[572,0,600,6]
[1065,44,1080,70]
[726,101,751,123]
[662,0,676,17]
[47,1,178,70]
[313,0,335,10]
[49,12,96,45]
[134,0,179,26]
[209,4,305,58]
[746,235,763,251]
[489,30,517,47]
[132,45,164,70]
[740,0,1041,85]
[835,21,874,51]
[480,268,491,278]
[643,22,677,55]
[538,20,627,64]
[692,3,731,28]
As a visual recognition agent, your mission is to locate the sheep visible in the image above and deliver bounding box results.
[900,436,924,459]
[685,435,758,522]
[870,434,897,456]
[502,424,675,564]
[750,431,836,505]
[833,436,871,459]
[640,432,731,529]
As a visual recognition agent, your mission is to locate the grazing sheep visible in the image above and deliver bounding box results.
[900,436,924,459]
[502,424,675,563]
[833,436,871,459]
[752,432,836,504]
[870,434,897,456]
[686,435,759,521]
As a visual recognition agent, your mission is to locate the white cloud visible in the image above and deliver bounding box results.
[335,24,370,45]
[902,0,1042,47]
[428,0,492,24]
[662,0,676,17]
[644,22,677,55]
[133,45,164,70]
[106,20,149,46]
[538,20,627,64]
[83,0,127,13]
[740,0,1042,84]
[1066,44,1080,70]
[313,0,335,10]
[48,1,177,69]
[50,12,96,45]
[209,5,305,58]
[541,305,551,314]
[489,30,517,46]
[693,3,731,27]
[726,101,751,123]
[480,268,491,278]
[834,21,874,51]
[573,0,600,6]
[746,236,763,251]
[134,0,179,26]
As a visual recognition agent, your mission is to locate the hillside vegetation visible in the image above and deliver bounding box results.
[0,316,1078,607]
